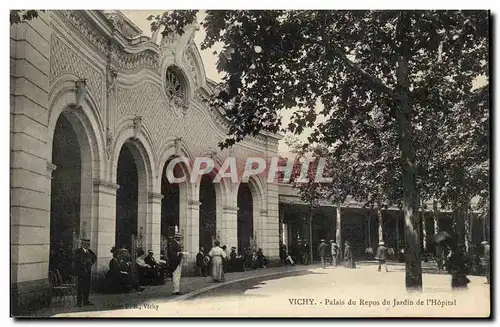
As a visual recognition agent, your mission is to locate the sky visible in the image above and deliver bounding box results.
[122,10,488,158]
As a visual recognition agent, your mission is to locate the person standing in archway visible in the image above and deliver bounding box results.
[168,233,184,295]
[73,238,96,307]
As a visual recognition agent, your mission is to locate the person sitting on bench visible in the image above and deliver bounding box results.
[136,249,163,285]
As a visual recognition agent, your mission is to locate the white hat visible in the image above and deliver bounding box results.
[378,241,385,246]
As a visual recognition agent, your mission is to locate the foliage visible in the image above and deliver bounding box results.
[152,10,489,288]
[10,10,44,25]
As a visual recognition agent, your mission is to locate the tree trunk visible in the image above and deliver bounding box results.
[433,200,439,257]
[377,201,384,243]
[421,199,427,253]
[396,214,400,252]
[455,201,467,247]
[483,215,487,241]
[464,203,472,255]
[432,200,439,235]
[395,50,422,290]
[309,208,313,263]
[336,200,342,261]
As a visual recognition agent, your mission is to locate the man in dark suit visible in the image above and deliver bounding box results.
[375,241,389,272]
[317,239,328,268]
[168,233,183,295]
[73,238,97,306]
[196,247,208,277]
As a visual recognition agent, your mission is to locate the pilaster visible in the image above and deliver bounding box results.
[222,206,239,253]
[147,192,163,261]
[92,179,119,275]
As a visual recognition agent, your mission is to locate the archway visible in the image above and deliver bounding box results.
[199,175,216,253]
[237,183,253,253]
[115,144,140,250]
[49,115,81,282]
[161,159,182,244]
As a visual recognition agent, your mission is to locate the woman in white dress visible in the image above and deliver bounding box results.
[209,241,227,282]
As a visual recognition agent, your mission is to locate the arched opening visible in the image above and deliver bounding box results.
[115,144,139,250]
[49,115,81,283]
[199,175,216,253]
[237,183,253,253]
[161,158,187,248]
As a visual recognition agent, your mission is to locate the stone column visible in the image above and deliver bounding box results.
[179,198,200,275]
[92,179,119,276]
[147,192,163,261]
[222,206,239,251]
[10,13,52,313]
[264,183,280,262]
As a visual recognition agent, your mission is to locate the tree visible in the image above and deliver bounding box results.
[10,10,44,25]
[422,85,489,251]
[152,10,489,290]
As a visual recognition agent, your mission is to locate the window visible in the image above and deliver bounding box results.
[165,66,185,105]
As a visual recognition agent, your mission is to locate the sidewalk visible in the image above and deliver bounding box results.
[19,264,314,317]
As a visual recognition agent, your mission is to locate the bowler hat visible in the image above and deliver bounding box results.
[81,238,90,243]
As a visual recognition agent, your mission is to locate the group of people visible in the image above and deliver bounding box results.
[105,247,147,294]
[63,233,492,308]
[316,239,356,269]
[196,242,269,283]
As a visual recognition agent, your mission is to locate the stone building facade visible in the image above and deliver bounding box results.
[11,10,281,311]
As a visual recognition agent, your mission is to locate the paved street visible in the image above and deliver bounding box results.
[24,264,309,317]
[51,264,490,318]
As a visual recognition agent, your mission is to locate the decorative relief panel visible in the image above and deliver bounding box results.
[110,44,159,71]
[50,33,104,109]
[60,10,108,54]
[182,46,198,88]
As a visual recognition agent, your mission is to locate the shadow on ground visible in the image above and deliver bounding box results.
[188,270,325,300]
[19,268,316,317]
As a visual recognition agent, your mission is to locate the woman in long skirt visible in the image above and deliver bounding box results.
[209,241,227,282]
[344,241,356,268]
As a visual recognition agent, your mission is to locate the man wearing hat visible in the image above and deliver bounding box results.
[330,240,338,267]
[375,241,389,272]
[481,241,490,284]
[73,238,97,306]
[317,239,329,268]
[168,233,183,295]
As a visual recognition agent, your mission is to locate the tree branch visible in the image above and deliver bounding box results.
[319,14,399,102]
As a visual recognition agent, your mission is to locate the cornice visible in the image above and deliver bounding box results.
[58,10,161,73]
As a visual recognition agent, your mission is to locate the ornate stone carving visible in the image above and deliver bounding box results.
[50,34,104,109]
[183,47,198,88]
[106,67,117,96]
[110,46,159,71]
[160,30,176,54]
[106,128,113,158]
[174,137,182,156]
[133,115,142,140]
[206,147,217,159]
[106,12,125,31]
[61,11,159,72]
[60,11,108,54]
[75,79,88,108]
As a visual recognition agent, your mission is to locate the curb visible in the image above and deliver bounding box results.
[169,266,313,301]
